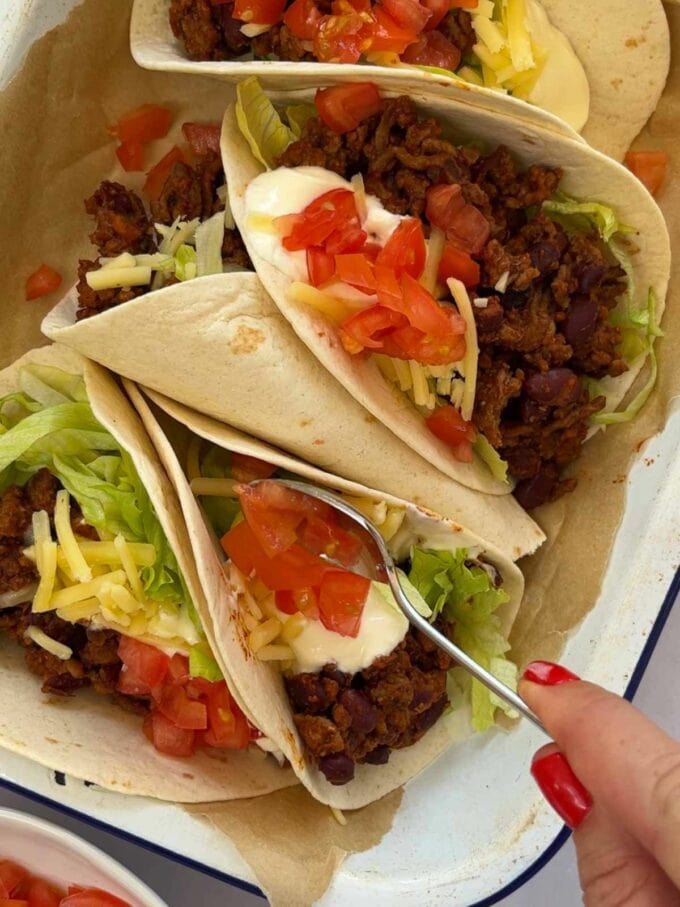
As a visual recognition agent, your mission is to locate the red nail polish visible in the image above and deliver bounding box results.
[522,660,580,686]
[531,751,592,829]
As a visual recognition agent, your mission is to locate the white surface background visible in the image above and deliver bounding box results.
[1,583,677,907]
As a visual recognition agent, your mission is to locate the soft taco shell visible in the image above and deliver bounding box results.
[0,344,295,802]
[128,380,525,809]
[42,274,544,560]
[221,84,670,492]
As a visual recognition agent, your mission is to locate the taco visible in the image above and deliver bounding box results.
[0,344,295,802]
[221,79,670,509]
[128,381,525,809]
[130,0,670,158]
[42,123,545,559]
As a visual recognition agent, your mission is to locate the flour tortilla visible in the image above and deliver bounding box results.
[130,0,669,159]
[128,380,526,809]
[0,344,295,802]
[222,84,670,495]
[42,274,545,560]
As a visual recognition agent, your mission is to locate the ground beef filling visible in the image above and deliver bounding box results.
[0,470,143,709]
[76,150,252,320]
[286,625,453,785]
[169,0,474,63]
[276,97,628,508]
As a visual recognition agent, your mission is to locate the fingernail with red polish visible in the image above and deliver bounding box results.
[531,751,592,829]
[522,660,580,686]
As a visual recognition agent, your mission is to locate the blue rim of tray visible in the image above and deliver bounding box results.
[1,563,678,905]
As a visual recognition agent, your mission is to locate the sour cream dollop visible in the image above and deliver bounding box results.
[281,582,408,675]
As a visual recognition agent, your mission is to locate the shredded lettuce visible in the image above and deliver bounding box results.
[198,446,242,537]
[175,244,197,281]
[473,434,509,483]
[542,191,634,243]
[408,547,514,731]
[190,642,224,681]
[0,366,187,606]
[285,104,317,139]
[195,211,225,277]
[236,77,294,170]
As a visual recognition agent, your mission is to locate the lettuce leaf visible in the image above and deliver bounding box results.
[190,642,224,681]
[285,104,317,139]
[198,445,242,537]
[195,211,225,277]
[0,366,187,606]
[473,434,508,483]
[408,547,513,731]
[542,191,634,243]
[236,77,294,169]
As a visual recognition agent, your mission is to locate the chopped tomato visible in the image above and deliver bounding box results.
[283,0,323,39]
[59,889,132,907]
[401,273,465,336]
[0,900,28,906]
[624,150,668,196]
[238,480,311,556]
[275,589,298,615]
[202,682,250,748]
[426,183,489,253]
[277,188,359,251]
[301,516,363,567]
[420,0,449,29]
[425,404,476,461]
[425,182,465,228]
[437,241,480,287]
[0,863,28,899]
[369,6,418,52]
[158,684,208,730]
[334,253,376,293]
[314,11,372,62]
[376,218,426,278]
[166,653,191,685]
[230,452,277,482]
[318,571,370,637]
[117,637,169,689]
[143,711,195,757]
[23,879,62,907]
[339,305,408,353]
[25,265,62,301]
[307,247,336,287]
[222,520,331,590]
[381,0,431,33]
[115,142,144,172]
[110,104,172,146]
[401,30,461,70]
[181,122,221,156]
[116,666,152,698]
[315,83,383,133]
[142,145,185,201]
[233,0,286,23]
[275,587,321,618]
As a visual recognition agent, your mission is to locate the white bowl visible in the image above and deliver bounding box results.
[0,808,168,907]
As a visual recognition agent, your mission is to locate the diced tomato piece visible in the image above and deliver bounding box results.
[166,653,191,685]
[318,571,370,637]
[0,900,28,906]
[202,682,250,748]
[275,589,298,615]
[116,666,152,698]
[238,481,311,556]
[233,0,286,22]
[425,404,476,461]
[25,264,62,301]
[23,878,63,907]
[301,517,363,567]
[181,122,222,156]
[143,711,195,757]
[401,29,461,69]
[624,150,668,196]
[369,6,418,52]
[283,0,323,38]
[313,10,372,62]
[339,305,408,353]
[230,453,277,482]
[334,253,376,293]
[142,146,185,201]
[420,0,449,29]
[222,521,331,590]
[0,863,28,899]
[380,319,467,365]
[400,273,461,336]
[425,182,465,228]
[110,104,172,146]
[315,83,384,133]
[437,241,480,288]
[376,218,426,278]
[157,685,208,730]
[117,637,170,689]
[325,224,368,254]
[373,264,404,312]
[277,188,357,251]
[426,183,489,253]
[307,247,336,287]
[115,141,144,172]
[381,0,431,33]
[275,587,321,618]
[59,889,132,907]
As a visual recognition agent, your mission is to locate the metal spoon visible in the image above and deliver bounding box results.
[254,478,548,736]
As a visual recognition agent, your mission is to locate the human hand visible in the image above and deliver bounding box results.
[520,662,680,906]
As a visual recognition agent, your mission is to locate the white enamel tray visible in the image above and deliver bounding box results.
[2,3,679,904]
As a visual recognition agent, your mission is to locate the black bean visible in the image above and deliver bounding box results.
[322,665,350,688]
[413,696,448,734]
[411,686,436,710]
[524,369,580,406]
[514,471,558,510]
[365,745,391,765]
[564,296,599,346]
[318,752,355,785]
[286,675,328,713]
[530,240,561,275]
[339,689,377,735]
[577,262,605,294]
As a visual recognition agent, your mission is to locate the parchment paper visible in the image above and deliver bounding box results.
[0,1,679,904]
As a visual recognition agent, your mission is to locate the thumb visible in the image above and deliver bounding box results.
[520,667,680,889]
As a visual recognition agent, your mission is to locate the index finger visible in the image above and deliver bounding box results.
[520,677,680,889]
